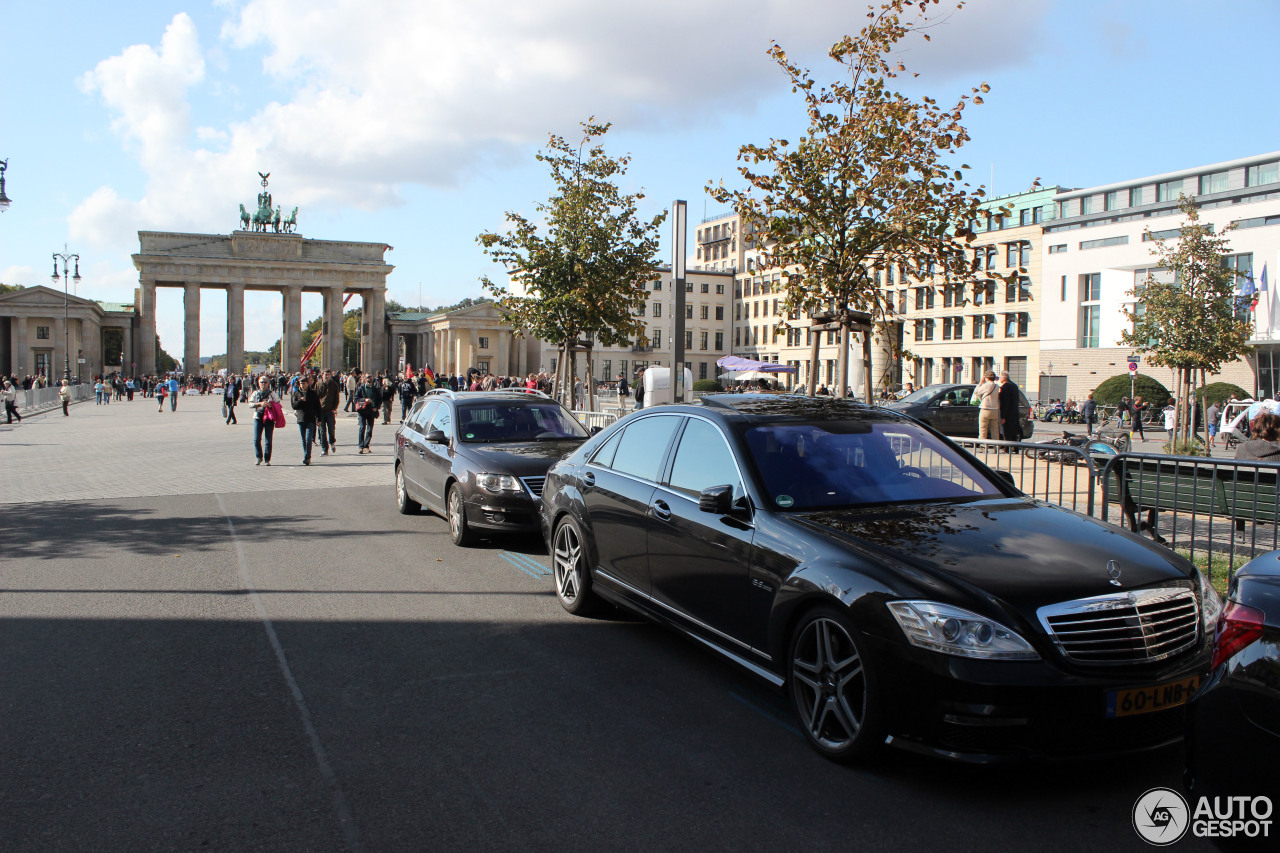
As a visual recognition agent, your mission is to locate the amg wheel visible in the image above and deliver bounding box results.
[447,484,476,546]
[788,606,883,763]
[552,517,600,615]
[396,464,420,515]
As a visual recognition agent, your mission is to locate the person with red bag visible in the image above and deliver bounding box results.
[248,375,279,466]
[352,373,381,454]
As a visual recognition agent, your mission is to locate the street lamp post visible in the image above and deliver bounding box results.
[0,159,11,212]
[51,246,82,383]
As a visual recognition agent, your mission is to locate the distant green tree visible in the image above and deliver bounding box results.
[479,119,665,405]
[155,336,177,373]
[0,283,24,294]
[1121,196,1253,444]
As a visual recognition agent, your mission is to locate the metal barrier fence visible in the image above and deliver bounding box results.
[16,384,92,412]
[1098,453,1280,578]
[953,437,1100,516]
[572,410,622,431]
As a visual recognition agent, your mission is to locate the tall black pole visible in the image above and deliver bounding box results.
[51,247,81,383]
[671,200,687,402]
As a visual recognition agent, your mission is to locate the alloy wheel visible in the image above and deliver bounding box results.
[553,523,583,604]
[790,616,867,751]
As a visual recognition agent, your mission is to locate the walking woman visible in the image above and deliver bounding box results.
[224,381,239,425]
[59,379,71,416]
[353,373,380,453]
[248,375,278,466]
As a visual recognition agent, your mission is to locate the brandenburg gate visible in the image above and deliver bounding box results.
[130,176,394,376]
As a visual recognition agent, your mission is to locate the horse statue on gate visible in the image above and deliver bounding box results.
[272,205,282,233]
[239,204,251,230]
[282,207,298,234]
[252,204,273,232]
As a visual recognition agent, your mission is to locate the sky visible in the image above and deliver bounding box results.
[4,0,1280,359]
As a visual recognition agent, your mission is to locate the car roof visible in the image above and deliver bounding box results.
[694,394,908,424]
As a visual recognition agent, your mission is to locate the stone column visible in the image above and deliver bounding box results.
[466,328,478,372]
[123,325,134,376]
[53,315,66,381]
[283,285,302,372]
[517,334,528,377]
[227,284,245,375]
[184,282,201,375]
[11,317,28,378]
[497,330,511,376]
[139,279,157,375]
[323,287,344,372]
[367,288,387,373]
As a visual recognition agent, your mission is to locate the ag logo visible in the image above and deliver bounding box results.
[1133,787,1190,845]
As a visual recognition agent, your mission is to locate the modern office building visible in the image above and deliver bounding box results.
[1041,152,1280,400]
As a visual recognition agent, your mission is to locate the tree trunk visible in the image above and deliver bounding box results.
[836,321,849,399]
[807,327,820,396]
[586,345,595,412]
[863,329,874,406]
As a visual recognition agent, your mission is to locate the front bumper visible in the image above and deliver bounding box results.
[866,632,1211,762]
[463,492,541,533]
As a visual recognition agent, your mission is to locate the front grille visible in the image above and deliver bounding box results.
[520,476,546,499]
[1038,588,1199,665]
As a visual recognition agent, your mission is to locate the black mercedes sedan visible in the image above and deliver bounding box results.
[886,382,1035,439]
[539,395,1218,763]
[395,389,589,546]
[1186,550,1280,829]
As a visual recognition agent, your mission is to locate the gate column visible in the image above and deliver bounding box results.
[139,279,157,375]
[183,282,201,375]
[283,285,302,371]
[227,284,245,375]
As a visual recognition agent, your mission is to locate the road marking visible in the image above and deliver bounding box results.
[217,492,363,852]
[499,551,551,578]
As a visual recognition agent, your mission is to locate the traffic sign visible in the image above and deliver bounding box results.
[1128,362,1138,372]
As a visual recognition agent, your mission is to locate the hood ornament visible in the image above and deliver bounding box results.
[1107,560,1122,587]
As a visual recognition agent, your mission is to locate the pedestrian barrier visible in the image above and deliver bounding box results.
[571,409,620,431]
[17,383,91,413]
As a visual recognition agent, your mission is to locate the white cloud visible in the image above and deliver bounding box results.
[70,0,1048,252]
[2,266,42,287]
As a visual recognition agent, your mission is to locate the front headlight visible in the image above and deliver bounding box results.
[475,473,522,493]
[887,601,1040,661]
[1197,570,1223,634]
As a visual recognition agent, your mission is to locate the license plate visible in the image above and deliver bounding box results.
[1106,676,1201,718]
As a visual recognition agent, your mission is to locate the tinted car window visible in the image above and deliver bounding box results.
[590,430,622,468]
[457,402,588,442]
[667,418,743,499]
[410,401,438,432]
[744,420,1002,510]
[429,403,452,436]
[610,415,680,482]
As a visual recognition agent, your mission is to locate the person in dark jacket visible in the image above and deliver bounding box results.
[398,374,417,422]
[353,374,381,454]
[290,374,323,465]
[1079,392,1097,437]
[997,372,1024,443]
[1235,412,1280,462]
[315,369,342,455]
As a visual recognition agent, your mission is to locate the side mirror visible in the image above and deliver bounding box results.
[698,484,735,515]
[426,428,448,444]
[589,425,602,436]
[995,471,1016,488]
[938,400,951,407]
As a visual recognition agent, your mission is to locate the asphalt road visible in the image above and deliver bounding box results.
[0,397,1214,852]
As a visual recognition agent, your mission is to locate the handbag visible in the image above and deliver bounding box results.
[268,400,286,427]
[222,402,228,418]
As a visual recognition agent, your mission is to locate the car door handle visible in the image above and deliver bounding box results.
[582,472,596,489]
[652,499,671,520]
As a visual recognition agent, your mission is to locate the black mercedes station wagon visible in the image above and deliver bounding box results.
[395,389,589,546]
[539,395,1219,763]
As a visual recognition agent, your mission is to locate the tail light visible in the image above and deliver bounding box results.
[1210,601,1266,670]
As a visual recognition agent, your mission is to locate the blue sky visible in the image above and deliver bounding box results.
[4,0,1280,358]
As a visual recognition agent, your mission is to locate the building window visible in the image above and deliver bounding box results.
[924,319,935,341]
[654,280,662,291]
[36,326,50,340]
[1004,312,1030,338]
[653,329,662,348]
[701,282,709,293]
[716,283,725,294]
[1142,228,1183,242]
[477,336,489,350]
[1080,196,1094,215]
[685,304,694,319]
[1129,186,1145,207]
[1199,171,1229,195]
[1156,179,1183,202]
[602,360,611,379]
[734,328,740,347]
[1018,277,1032,302]
[700,305,709,320]
[715,306,723,320]
[1247,161,1280,187]
[1061,275,1067,301]
[685,331,693,349]
[636,303,646,317]
[685,282,693,292]
[1019,242,1031,267]
[1080,273,1101,301]
[974,280,995,306]
[1225,253,1254,319]
[652,302,661,317]
[1019,208,1031,226]
[1079,235,1129,250]
[1006,243,1018,267]
[1033,206,1043,224]
[1080,305,1100,348]
[697,331,707,351]
[698,361,708,380]
[1048,244,1068,254]
[1104,190,1120,211]
[715,332,723,350]
[897,290,907,314]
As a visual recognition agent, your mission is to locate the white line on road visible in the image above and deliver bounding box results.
[216,492,363,853]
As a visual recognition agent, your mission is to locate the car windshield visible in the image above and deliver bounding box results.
[743,420,1003,511]
[456,402,589,443]
[895,386,941,405]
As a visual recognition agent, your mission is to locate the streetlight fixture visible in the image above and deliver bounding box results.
[51,246,82,383]
[0,159,10,212]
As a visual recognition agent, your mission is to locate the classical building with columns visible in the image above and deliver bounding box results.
[386,301,540,378]
[131,230,394,376]
[0,286,137,380]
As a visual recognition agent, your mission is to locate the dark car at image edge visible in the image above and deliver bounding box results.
[538,395,1217,763]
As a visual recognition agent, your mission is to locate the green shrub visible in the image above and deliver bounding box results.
[1197,381,1251,406]
[1163,438,1211,457]
[1091,373,1171,408]
[692,379,722,393]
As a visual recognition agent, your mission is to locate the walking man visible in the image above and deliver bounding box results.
[997,371,1024,444]
[353,373,380,453]
[398,373,417,422]
[1080,392,1098,437]
[290,374,322,465]
[3,380,21,424]
[167,374,179,411]
[316,369,341,455]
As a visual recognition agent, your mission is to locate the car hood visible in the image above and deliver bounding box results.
[793,498,1196,615]
[459,439,584,476]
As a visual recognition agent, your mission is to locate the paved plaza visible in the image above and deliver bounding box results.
[0,395,1212,852]
[1,394,392,504]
